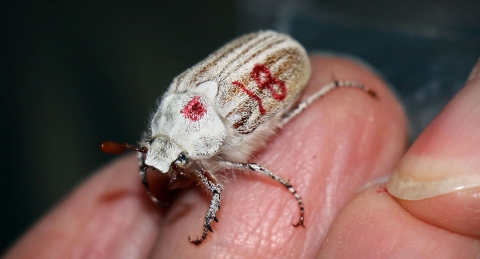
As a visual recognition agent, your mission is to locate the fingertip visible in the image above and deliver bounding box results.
[4,155,162,259]
[397,187,480,238]
[387,60,480,237]
[318,184,480,258]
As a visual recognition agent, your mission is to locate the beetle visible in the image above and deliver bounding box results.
[101,30,376,245]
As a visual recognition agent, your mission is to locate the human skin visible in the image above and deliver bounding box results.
[4,55,480,258]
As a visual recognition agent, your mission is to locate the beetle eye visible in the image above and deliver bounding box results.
[174,152,188,168]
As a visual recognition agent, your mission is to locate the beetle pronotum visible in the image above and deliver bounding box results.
[101,31,376,245]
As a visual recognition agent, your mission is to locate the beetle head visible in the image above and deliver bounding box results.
[145,136,190,173]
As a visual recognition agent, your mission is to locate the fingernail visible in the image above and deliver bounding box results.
[387,60,480,200]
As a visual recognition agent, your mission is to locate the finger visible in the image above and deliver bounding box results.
[387,58,480,237]
[151,55,407,258]
[3,155,163,259]
[318,184,480,258]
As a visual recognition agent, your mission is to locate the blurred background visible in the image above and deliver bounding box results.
[2,0,479,253]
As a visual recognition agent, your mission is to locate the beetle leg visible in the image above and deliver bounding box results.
[280,80,376,126]
[225,162,305,228]
[189,170,222,245]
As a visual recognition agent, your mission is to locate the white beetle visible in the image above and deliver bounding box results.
[101,31,376,245]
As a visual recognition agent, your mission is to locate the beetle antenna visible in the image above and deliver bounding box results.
[100,141,148,154]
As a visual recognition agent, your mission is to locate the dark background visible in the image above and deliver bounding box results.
[2,0,479,253]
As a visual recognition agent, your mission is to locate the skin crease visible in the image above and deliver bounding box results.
[5,55,479,258]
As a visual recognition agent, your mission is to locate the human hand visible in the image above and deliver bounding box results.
[4,55,479,258]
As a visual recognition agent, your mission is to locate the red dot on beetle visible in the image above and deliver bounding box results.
[182,96,207,121]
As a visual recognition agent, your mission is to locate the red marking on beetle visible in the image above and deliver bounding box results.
[181,96,207,121]
[232,64,287,115]
[251,64,286,101]
[232,81,266,115]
